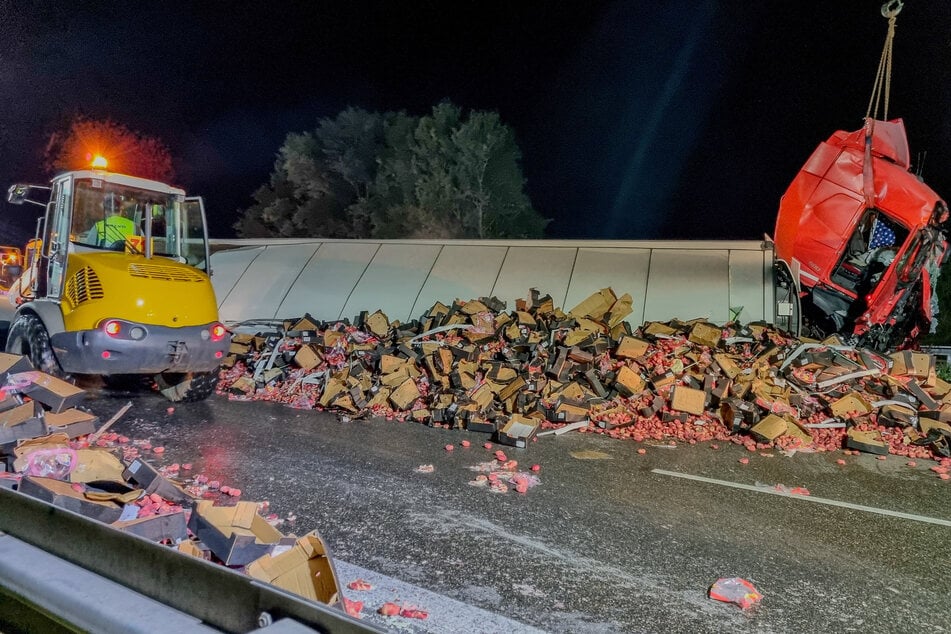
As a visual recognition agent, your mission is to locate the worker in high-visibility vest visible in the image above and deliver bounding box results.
[90,192,136,248]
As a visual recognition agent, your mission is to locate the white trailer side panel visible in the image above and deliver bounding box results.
[210,239,776,327]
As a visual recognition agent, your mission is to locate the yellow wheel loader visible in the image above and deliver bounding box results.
[4,163,230,401]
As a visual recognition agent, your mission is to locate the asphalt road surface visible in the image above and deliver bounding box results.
[72,379,951,634]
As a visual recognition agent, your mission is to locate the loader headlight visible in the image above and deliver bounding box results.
[103,320,121,337]
[210,323,227,342]
[101,320,145,340]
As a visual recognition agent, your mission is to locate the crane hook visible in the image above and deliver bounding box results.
[881,0,903,19]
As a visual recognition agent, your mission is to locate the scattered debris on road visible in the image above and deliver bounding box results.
[709,577,763,610]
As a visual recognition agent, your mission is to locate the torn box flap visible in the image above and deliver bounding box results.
[233,501,259,529]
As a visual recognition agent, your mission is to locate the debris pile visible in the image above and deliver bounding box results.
[0,354,340,608]
[217,287,951,463]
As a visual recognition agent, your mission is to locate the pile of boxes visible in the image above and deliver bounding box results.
[0,353,97,450]
[217,288,951,462]
[0,352,339,606]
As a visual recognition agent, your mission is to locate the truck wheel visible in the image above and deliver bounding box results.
[154,371,219,402]
[5,313,67,379]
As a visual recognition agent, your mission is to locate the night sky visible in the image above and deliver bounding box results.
[1,1,949,245]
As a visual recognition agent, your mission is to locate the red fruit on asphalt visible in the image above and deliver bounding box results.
[378,602,400,616]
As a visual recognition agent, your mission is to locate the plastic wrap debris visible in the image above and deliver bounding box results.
[22,447,78,478]
[709,577,763,609]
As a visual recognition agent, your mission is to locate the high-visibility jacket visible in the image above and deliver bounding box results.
[93,215,136,246]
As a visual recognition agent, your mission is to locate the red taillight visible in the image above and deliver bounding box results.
[103,320,121,337]
[210,323,227,342]
[102,350,111,359]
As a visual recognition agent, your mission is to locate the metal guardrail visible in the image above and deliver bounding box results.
[0,486,382,634]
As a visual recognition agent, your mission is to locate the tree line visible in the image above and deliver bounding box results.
[233,103,548,239]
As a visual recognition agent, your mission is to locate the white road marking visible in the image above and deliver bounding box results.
[651,468,951,527]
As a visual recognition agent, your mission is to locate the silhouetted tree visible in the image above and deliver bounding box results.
[236,102,549,239]
[234,107,384,238]
[44,116,174,182]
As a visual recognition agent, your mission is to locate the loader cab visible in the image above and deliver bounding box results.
[11,169,211,301]
[6,166,228,397]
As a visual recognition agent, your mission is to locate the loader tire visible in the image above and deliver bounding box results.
[5,312,68,379]
[154,371,219,402]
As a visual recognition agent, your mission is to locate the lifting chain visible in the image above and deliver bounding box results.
[866,0,903,121]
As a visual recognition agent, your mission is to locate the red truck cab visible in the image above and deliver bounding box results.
[775,118,949,351]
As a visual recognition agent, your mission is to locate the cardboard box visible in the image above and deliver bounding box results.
[246,532,339,605]
[8,371,85,413]
[294,344,323,370]
[465,418,497,434]
[177,539,211,560]
[389,378,421,410]
[364,310,390,337]
[643,321,677,337]
[904,380,939,411]
[688,322,721,348]
[714,354,742,379]
[920,418,951,440]
[750,414,788,442]
[669,386,706,415]
[0,390,21,413]
[615,336,650,360]
[830,392,873,418]
[122,457,191,503]
[0,401,45,446]
[188,500,295,566]
[613,365,645,397]
[43,408,98,439]
[495,415,539,448]
[554,402,588,423]
[113,510,189,543]
[846,429,888,455]
[19,476,124,523]
[0,352,33,382]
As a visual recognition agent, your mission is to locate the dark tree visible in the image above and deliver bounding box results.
[44,116,174,182]
[236,102,549,239]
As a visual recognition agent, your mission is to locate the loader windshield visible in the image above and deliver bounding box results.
[70,179,208,271]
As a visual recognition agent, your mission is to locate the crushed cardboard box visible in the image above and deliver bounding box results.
[188,500,295,566]
[246,531,339,605]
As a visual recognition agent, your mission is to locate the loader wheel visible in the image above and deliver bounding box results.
[154,371,219,402]
[5,313,68,379]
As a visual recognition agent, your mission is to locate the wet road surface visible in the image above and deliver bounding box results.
[80,382,951,634]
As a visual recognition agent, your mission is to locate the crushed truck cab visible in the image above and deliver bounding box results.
[774,118,949,351]
[5,167,230,401]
